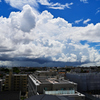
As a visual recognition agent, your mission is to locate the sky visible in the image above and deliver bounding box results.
[0,0,100,67]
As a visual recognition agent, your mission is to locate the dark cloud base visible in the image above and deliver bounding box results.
[0,56,89,67]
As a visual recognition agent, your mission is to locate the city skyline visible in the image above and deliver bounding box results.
[0,0,100,67]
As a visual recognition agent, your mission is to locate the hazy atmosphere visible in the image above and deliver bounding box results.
[0,0,100,67]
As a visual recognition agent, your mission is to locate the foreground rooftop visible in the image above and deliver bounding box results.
[29,74,77,85]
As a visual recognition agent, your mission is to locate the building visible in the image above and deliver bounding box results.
[28,74,85,100]
[44,89,85,100]
[0,91,20,100]
[34,71,57,76]
[66,73,100,93]
[4,69,27,94]
[28,75,77,95]
[0,79,2,91]
[25,94,84,100]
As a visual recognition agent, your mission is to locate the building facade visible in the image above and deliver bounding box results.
[5,70,27,94]
[0,79,2,91]
[66,73,100,93]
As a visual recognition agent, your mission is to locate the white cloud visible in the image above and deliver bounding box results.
[49,2,73,10]
[80,0,88,3]
[5,0,38,10]
[37,0,73,10]
[75,19,83,24]
[5,0,73,10]
[96,10,100,14]
[37,0,51,6]
[81,55,88,62]
[96,8,100,14]
[10,5,36,32]
[0,5,100,66]
[83,18,91,24]
[95,44,100,47]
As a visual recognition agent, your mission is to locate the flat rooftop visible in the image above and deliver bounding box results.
[47,78,76,85]
[39,79,51,84]
[29,74,77,85]
[67,73,100,76]
[6,74,27,76]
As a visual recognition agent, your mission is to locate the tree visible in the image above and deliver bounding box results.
[13,67,20,74]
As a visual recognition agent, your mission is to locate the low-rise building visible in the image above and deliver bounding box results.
[28,74,85,100]
[34,71,57,76]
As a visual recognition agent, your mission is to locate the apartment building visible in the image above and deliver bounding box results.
[5,69,27,94]
[0,79,2,91]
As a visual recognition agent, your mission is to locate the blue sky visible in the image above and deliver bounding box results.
[0,0,100,67]
[0,0,20,17]
[38,0,100,26]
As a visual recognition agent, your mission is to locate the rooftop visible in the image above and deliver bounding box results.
[47,78,77,85]
[67,73,100,76]
[29,74,77,85]
[6,74,27,76]
[25,94,74,100]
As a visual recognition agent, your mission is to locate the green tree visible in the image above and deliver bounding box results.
[13,67,20,74]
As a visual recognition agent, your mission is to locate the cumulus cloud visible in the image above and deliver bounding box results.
[83,18,91,24]
[10,5,36,32]
[0,5,100,66]
[5,0,73,10]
